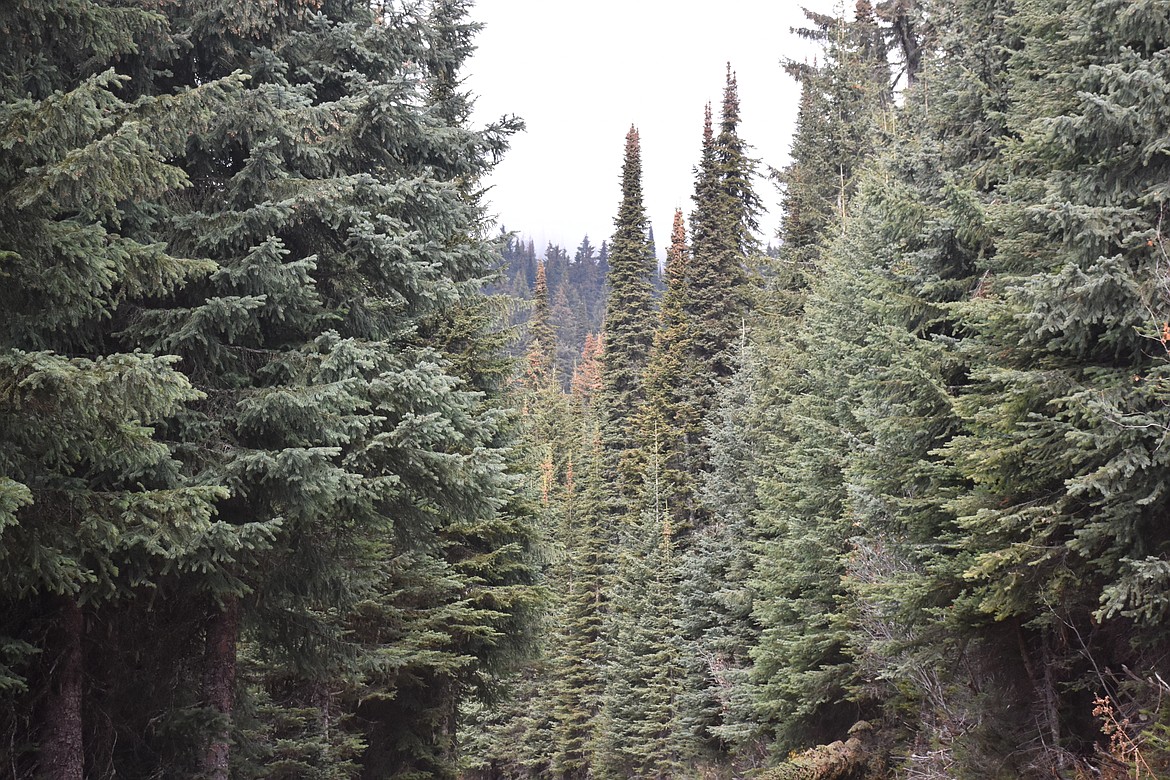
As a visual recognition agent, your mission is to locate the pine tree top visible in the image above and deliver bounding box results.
[721,63,740,133]
[666,208,688,290]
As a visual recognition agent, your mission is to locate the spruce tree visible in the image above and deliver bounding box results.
[592,474,685,780]
[639,210,706,530]
[96,1,536,775]
[0,2,249,775]
[934,0,1170,770]
[550,412,609,779]
[600,126,657,507]
[833,1,1020,774]
[687,69,759,388]
[746,4,895,755]
[527,260,557,383]
[571,333,605,407]
[675,348,768,768]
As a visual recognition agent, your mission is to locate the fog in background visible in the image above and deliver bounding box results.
[467,2,826,258]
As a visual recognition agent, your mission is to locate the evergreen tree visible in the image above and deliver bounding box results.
[653,72,760,541]
[459,311,570,780]
[570,333,605,408]
[934,0,1170,770]
[648,223,665,297]
[600,126,657,507]
[639,210,706,530]
[834,1,1019,774]
[527,260,556,382]
[592,470,685,780]
[747,4,895,756]
[549,413,609,779]
[877,0,927,86]
[687,69,760,386]
[750,228,875,753]
[86,1,535,776]
[778,4,890,273]
[675,348,768,769]
[0,2,250,775]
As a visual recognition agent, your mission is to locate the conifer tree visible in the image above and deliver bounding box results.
[600,126,657,506]
[81,1,537,775]
[687,69,760,388]
[828,2,1019,774]
[0,2,250,775]
[649,73,760,545]
[550,412,609,779]
[528,260,557,383]
[675,348,768,768]
[746,4,895,755]
[640,210,706,529]
[460,303,570,780]
[571,333,605,407]
[592,471,685,780]
[750,233,874,753]
[648,223,666,297]
[933,0,1170,769]
[461,328,608,780]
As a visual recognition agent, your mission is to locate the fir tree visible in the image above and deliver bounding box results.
[687,68,760,387]
[550,413,609,779]
[834,1,1017,773]
[100,1,535,775]
[527,260,557,383]
[600,126,657,507]
[675,348,768,769]
[639,210,706,531]
[935,0,1170,769]
[0,2,249,775]
[746,4,896,756]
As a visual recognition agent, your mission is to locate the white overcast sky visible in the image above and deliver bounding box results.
[465,2,827,258]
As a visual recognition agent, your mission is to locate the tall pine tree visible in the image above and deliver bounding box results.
[600,126,657,510]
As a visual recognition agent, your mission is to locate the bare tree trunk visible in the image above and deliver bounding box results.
[1039,627,1064,766]
[40,594,84,780]
[203,596,240,780]
[1017,624,1062,764]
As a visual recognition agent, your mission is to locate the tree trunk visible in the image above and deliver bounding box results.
[1039,626,1063,765]
[40,594,84,780]
[203,596,240,780]
[1017,623,1062,762]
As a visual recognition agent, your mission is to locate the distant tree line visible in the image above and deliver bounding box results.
[493,233,610,388]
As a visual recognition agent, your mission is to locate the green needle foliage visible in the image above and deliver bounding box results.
[2,1,536,777]
[0,2,247,775]
[8,1,1170,778]
[600,126,657,513]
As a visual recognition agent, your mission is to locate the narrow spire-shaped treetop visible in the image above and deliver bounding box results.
[602,126,657,499]
[716,63,760,255]
[639,208,707,532]
[665,209,691,304]
[689,104,720,257]
[722,62,740,129]
[688,66,758,391]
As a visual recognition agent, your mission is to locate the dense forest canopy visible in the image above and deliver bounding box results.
[2,1,1169,779]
